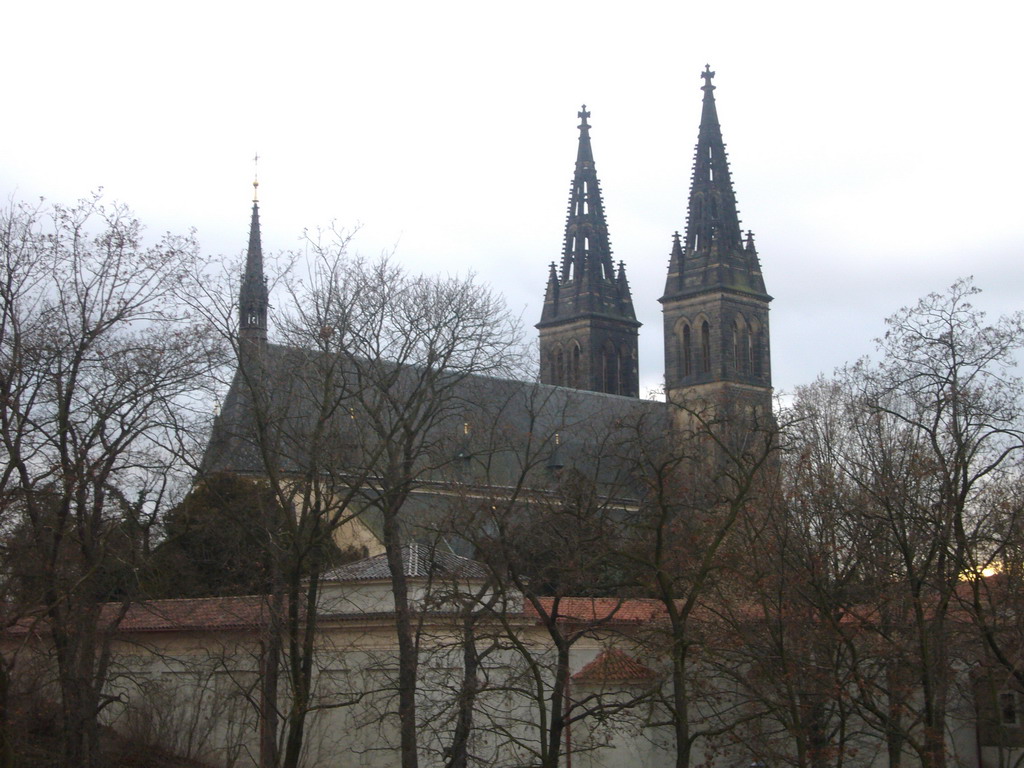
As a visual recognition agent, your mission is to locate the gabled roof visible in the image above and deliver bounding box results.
[573,647,657,683]
[203,343,668,496]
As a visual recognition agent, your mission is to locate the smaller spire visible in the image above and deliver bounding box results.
[664,231,685,296]
[543,262,560,310]
[239,173,269,356]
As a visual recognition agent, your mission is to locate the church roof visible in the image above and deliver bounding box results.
[203,342,667,496]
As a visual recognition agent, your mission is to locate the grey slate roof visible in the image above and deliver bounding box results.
[202,343,670,499]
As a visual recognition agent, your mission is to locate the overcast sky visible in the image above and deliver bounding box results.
[2,1,1021,397]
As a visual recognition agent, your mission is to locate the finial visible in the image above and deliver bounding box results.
[252,152,260,202]
[578,104,591,128]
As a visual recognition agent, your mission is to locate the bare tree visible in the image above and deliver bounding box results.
[0,194,222,768]
[462,475,652,768]
[710,381,877,768]
[616,397,779,768]
[835,280,1024,768]
[196,226,527,768]
[743,281,1024,768]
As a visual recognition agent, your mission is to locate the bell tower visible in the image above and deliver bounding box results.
[537,107,640,397]
[660,67,772,414]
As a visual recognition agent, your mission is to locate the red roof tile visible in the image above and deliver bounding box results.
[525,597,664,624]
[573,648,657,683]
[117,595,267,632]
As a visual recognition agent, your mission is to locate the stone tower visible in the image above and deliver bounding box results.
[537,107,641,397]
[239,180,268,361]
[660,67,772,414]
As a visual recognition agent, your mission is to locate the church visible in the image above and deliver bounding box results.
[48,70,1014,768]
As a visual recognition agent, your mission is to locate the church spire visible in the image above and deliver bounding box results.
[660,68,771,407]
[537,107,640,397]
[663,67,766,300]
[557,105,618,286]
[685,65,743,257]
[239,172,268,355]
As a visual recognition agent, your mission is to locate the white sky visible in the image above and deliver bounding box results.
[2,0,1022,397]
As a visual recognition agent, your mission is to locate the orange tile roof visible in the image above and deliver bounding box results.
[116,595,267,632]
[573,648,657,683]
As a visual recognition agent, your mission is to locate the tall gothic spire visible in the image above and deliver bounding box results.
[663,66,766,300]
[239,177,268,354]
[686,65,743,255]
[660,68,772,407]
[557,106,619,286]
[538,107,640,397]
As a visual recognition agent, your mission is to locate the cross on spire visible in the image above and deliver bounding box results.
[701,64,715,91]
[578,105,590,127]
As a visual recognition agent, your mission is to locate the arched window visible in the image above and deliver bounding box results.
[682,324,692,377]
[556,349,565,386]
[701,322,711,374]
[570,343,581,388]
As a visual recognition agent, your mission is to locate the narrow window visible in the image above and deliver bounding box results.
[603,345,618,394]
[701,322,711,374]
[753,328,763,377]
[746,324,754,373]
[682,324,692,377]
[733,323,741,373]
[556,349,565,386]
[619,344,629,396]
[571,344,581,388]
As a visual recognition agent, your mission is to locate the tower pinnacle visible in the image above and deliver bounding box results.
[537,107,640,397]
